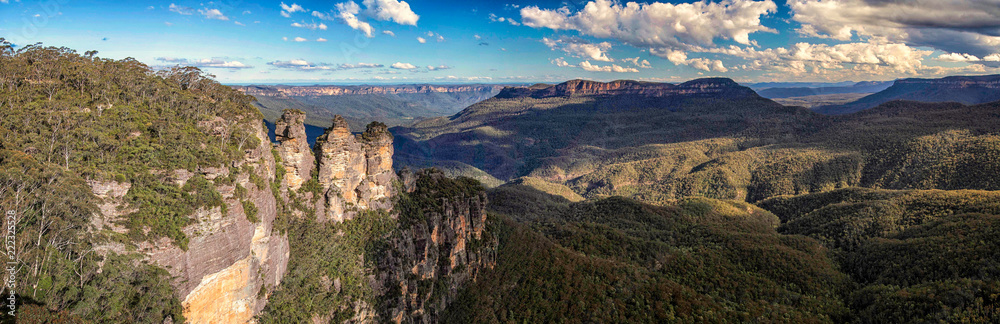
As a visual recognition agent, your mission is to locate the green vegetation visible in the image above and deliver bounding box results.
[395,169,484,228]
[509,176,584,202]
[258,210,397,323]
[0,150,184,323]
[449,183,1000,322]
[759,188,1000,322]
[0,40,263,247]
[397,81,1000,208]
[447,188,851,322]
[0,41,261,321]
[242,200,260,223]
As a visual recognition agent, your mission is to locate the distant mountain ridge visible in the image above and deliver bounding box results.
[235,84,506,97]
[757,81,892,98]
[393,77,802,181]
[815,74,1000,114]
[234,84,504,130]
[497,78,758,99]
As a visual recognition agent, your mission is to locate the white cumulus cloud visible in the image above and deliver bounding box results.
[169,4,193,15]
[789,0,1000,57]
[391,62,418,69]
[363,0,419,25]
[199,8,229,21]
[542,37,614,62]
[578,61,639,72]
[334,1,374,37]
[521,0,777,50]
[622,57,652,68]
[280,2,306,17]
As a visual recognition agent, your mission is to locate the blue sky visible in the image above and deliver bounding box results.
[2,0,999,84]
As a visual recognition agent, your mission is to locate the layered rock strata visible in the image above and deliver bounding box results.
[274,109,314,191]
[89,120,290,324]
[313,115,397,222]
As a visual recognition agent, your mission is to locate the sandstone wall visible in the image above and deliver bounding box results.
[312,115,396,223]
[89,120,290,324]
[374,169,497,324]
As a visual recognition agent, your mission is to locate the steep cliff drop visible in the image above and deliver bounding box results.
[88,120,290,324]
[314,115,396,223]
[264,110,497,323]
[376,169,496,323]
[274,110,315,192]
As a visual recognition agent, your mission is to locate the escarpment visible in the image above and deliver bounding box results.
[88,120,290,324]
[495,78,758,99]
[375,169,497,323]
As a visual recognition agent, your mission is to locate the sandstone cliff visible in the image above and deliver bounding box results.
[815,73,1000,114]
[374,169,496,323]
[274,110,315,192]
[299,114,397,223]
[263,111,497,323]
[91,109,496,323]
[496,78,758,99]
[88,120,290,324]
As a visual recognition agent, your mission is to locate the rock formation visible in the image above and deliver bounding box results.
[314,115,397,222]
[274,109,314,191]
[816,73,1000,114]
[88,110,494,323]
[270,112,497,322]
[374,169,497,323]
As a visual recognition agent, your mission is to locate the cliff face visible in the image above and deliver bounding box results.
[268,111,497,322]
[313,115,397,222]
[375,169,496,323]
[236,84,505,97]
[89,120,290,324]
[496,78,757,99]
[274,110,315,191]
[894,75,1000,88]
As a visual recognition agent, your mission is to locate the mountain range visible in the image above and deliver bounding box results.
[755,81,892,98]
[7,45,1000,323]
[815,74,1000,114]
[234,84,504,130]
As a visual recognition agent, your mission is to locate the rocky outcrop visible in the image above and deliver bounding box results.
[90,120,291,324]
[496,78,758,99]
[235,84,505,98]
[275,109,315,191]
[314,115,397,222]
[374,169,497,323]
[86,180,131,233]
